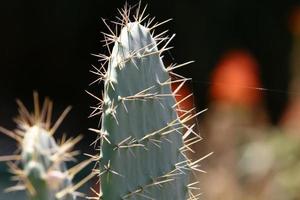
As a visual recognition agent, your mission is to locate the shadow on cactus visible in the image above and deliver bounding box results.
[0,92,90,200]
[88,2,212,199]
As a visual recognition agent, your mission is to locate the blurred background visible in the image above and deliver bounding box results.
[1,0,300,199]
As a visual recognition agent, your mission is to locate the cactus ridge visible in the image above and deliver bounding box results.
[88,3,211,200]
[0,92,89,200]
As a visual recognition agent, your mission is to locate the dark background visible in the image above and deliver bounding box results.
[0,0,298,147]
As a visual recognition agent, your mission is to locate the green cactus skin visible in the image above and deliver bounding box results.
[0,93,82,200]
[22,126,75,200]
[100,21,188,200]
[89,4,209,200]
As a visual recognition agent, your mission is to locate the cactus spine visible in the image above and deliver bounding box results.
[89,3,209,199]
[0,93,85,200]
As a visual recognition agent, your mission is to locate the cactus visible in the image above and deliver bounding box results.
[0,92,88,200]
[0,3,210,200]
[89,3,210,199]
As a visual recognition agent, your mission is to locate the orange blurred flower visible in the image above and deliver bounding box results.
[210,50,262,106]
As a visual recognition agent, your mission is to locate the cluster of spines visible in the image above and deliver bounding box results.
[87,2,212,200]
[0,92,92,199]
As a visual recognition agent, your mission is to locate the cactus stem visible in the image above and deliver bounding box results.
[88,2,212,199]
[139,124,184,144]
[120,92,173,101]
[122,164,185,199]
[113,136,145,151]
[0,93,88,199]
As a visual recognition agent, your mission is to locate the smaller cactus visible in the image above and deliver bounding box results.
[0,92,89,200]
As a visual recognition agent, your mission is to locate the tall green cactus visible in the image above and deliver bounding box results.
[0,93,86,200]
[89,3,210,199]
